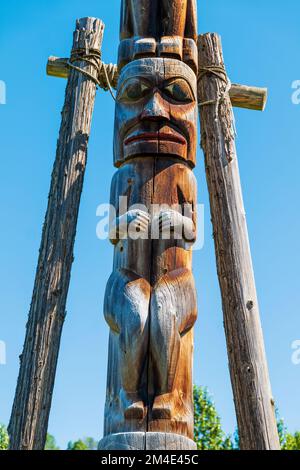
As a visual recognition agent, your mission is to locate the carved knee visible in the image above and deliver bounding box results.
[152,268,197,336]
[104,269,150,338]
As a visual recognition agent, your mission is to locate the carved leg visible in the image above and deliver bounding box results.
[150,268,197,419]
[161,0,187,37]
[129,0,159,38]
[104,268,151,419]
[185,0,197,38]
[120,0,132,39]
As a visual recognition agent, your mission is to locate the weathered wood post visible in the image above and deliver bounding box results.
[8,17,104,450]
[98,0,199,451]
[197,33,280,450]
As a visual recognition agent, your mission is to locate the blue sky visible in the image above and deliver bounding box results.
[0,0,300,448]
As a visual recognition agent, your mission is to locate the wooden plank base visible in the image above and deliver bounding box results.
[98,433,196,450]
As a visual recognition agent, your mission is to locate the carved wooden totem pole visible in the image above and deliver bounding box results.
[99,0,198,450]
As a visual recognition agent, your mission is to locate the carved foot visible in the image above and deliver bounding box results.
[124,396,145,420]
[152,394,174,420]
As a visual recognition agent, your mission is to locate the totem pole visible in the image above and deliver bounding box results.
[99,0,198,450]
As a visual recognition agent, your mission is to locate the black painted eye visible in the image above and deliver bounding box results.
[163,79,194,103]
[118,79,151,102]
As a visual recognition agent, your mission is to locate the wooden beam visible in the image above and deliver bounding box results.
[47,57,267,111]
[230,83,267,111]
[8,17,104,450]
[197,32,280,450]
[46,56,70,79]
[47,56,119,90]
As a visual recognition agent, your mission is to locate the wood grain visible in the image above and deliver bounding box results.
[8,17,104,450]
[197,32,280,450]
[229,83,267,111]
[103,158,197,440]
[98,432,196,450]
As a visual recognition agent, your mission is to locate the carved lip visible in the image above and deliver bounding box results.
[124,131,186,146]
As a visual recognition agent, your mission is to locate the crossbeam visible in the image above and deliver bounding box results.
[47,56,267,112]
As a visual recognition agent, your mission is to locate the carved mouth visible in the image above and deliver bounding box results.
[124,132,186,146]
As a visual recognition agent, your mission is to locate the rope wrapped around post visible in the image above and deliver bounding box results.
[198,64,237,152]
[64,48,118,100]
[198,66,231,106]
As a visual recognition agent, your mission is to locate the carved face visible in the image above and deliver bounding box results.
[113,58,197,167]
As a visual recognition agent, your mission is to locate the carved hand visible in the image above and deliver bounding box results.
[110,210,150,244]
[153,209,195,241]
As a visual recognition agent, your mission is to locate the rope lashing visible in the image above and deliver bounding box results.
[65,49,118,101]
[198,64,236,136]
[198,65,231,115]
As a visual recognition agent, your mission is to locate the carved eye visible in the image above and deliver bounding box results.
[117,79,151,102]
[163,79,194,103]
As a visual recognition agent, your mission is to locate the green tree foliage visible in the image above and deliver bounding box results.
[193,385,234,450]
[273,409,300,450]
[0,424,9,450]
[83,437,98,450]
[45,433,60,450]
[276,409,287,448]
[67,437,98,450]
[283,432,300,450]
[67,440,88,450]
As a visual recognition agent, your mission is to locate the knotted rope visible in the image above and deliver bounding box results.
[198,65,231,115]
[198,64,236,136]
[65,49,118,101]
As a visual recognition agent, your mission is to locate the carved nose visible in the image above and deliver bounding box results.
[140,91,170,121]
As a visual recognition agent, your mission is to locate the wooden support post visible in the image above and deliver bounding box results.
[197,33,280,450]
[8,17,104,450]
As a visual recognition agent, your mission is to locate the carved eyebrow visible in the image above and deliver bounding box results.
[118,71,157,85]
[117,75,155,94]
[119,75,194,89]
[121,76,153,86]
[119,64,197,88]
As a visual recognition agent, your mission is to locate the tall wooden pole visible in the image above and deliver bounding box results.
[197,33,280,450]
[99,0,198,451]
[8,17,104,450]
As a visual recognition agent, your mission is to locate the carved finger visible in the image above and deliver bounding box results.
[133,221,148,232]
[159,213,171,225]
[138,213,150,223]
[138,221,149,231]
[161,222,173,232]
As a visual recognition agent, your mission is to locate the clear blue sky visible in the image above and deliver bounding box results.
[1,0,300,448]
